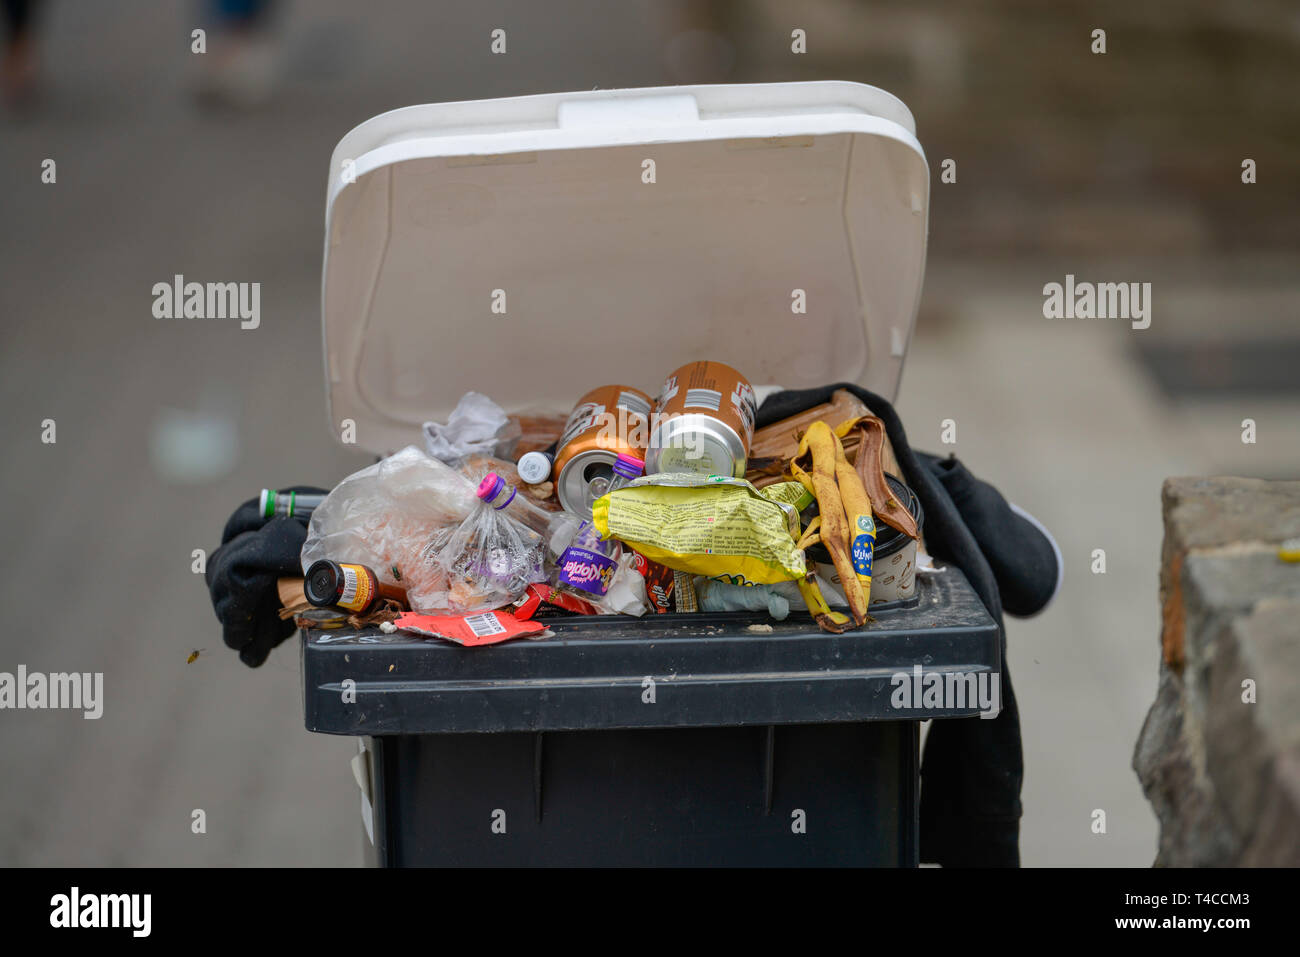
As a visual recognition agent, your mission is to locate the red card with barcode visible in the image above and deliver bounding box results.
[394,611,546,647]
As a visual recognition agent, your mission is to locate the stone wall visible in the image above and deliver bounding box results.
[1134,477,1300,865]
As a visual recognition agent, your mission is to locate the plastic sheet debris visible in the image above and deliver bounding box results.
[423,392,521,465]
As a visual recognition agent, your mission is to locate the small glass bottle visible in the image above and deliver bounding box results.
[304,560,407,615]
[261,488,325,520]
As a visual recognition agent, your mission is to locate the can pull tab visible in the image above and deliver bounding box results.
[558,93,700,128]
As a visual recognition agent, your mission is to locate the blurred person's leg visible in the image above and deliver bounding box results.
[1,0,40,107]
[193,0,279,108]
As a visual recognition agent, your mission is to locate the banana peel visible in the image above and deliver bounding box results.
[788,515,856,631]
[834,432,876,606]
[791,420,876,631]
[834,416,919,540]
[795,574,853,632]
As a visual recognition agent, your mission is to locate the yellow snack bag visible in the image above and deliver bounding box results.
[592,473,806,585]
[759,480,815,512]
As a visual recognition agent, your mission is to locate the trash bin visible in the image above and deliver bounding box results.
[305,81,973,866]
[304,567,998,866]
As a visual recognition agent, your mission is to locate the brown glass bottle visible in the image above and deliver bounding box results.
[304,560,408,614]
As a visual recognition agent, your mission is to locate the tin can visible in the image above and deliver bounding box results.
[813,475,924,606]
[553,384,654,516]
[646,360,757,477]
[867,476,924,604]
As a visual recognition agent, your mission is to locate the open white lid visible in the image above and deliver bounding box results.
[322,81,929,455]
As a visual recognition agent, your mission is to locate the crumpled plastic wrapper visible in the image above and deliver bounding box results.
[588,553,648,617]
[423,392,521,465]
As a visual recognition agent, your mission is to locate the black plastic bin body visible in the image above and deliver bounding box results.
[303,568,998,866]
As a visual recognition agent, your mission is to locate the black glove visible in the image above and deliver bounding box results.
[921,454,1060,618]
[205,486,328,667]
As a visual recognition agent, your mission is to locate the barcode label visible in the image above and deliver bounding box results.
[618,391,651,417]
[464,613,507,637]
[684,388,721,411]
[339,568,360,606]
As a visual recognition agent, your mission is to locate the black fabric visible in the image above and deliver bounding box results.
[205,486,327,668]
[919,453,1059,618]
[756,384,1033,866]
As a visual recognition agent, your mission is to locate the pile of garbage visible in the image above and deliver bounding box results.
[275,361,927,646]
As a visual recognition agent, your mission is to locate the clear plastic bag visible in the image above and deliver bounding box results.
[422,392,521,466]
[300,446,480,612]
[417,498,547,614]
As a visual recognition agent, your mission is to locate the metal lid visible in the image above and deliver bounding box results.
[304,560,341,607]
[556,447,618,515]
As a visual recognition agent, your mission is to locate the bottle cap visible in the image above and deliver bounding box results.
[612,452,645,480]
[260,489,274,519]
[476,473,505,502]
[304,560,340,607]
[516,451,552,485]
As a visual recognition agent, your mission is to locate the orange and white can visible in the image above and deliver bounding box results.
[553,384,654,516]
[646,360,756,477]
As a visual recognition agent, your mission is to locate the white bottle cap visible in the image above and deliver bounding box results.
[516,451,552,484]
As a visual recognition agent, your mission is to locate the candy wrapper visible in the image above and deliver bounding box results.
[395,610,548,647]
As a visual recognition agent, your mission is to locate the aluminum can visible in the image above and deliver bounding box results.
[554,384,653,515]
[646,360,756,477]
